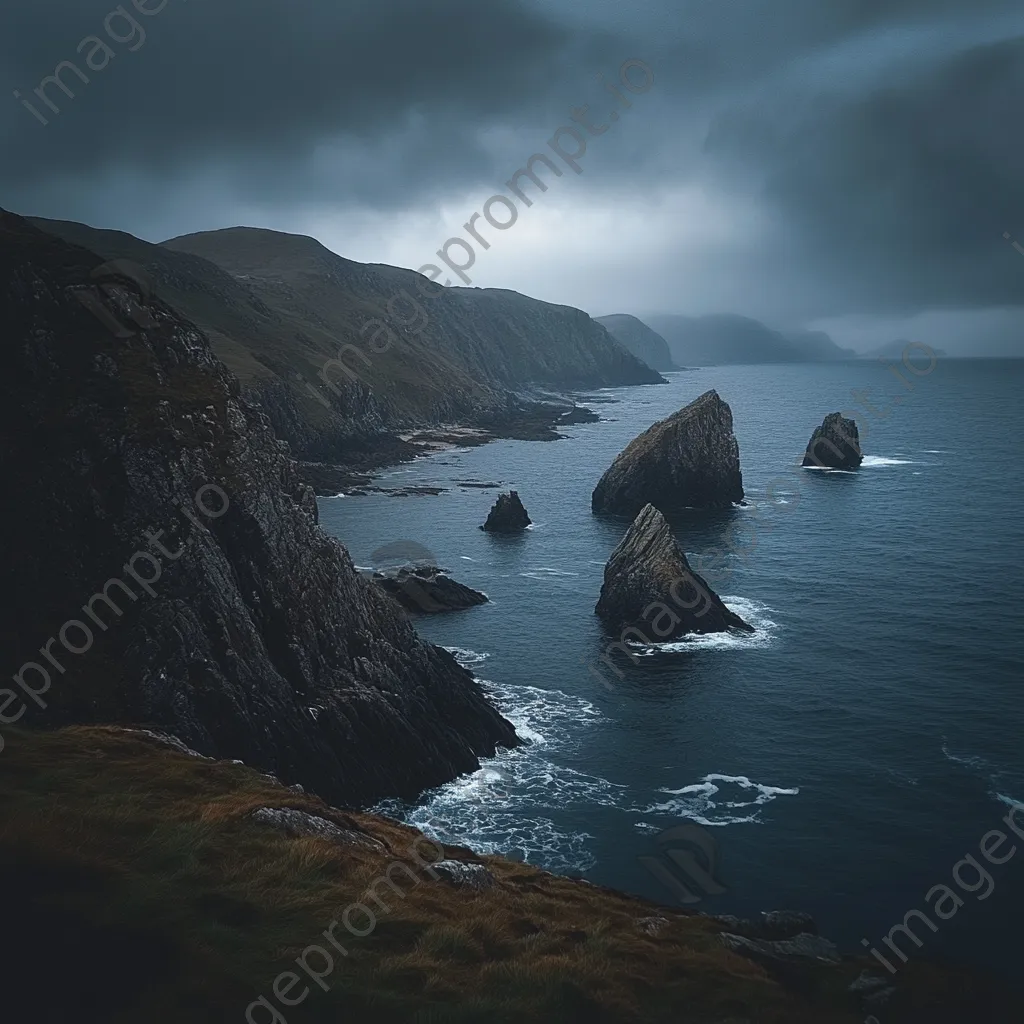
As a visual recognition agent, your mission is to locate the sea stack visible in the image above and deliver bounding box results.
[802,413,863,470]
[592,390,744,517]
[481,491,531,532]
[595,504,753,638]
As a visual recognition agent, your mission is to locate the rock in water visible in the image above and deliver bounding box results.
[591,390,743,517]
[372,566,488,613]
[802,413,863,470]
[481,491,531,532]
[595,504,753,638]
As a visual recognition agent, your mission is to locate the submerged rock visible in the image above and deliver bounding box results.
[481,490,531,532]
[592,390,744,517]
[372,565,488,614]
[595,504,753,638]
[802,413,863,469]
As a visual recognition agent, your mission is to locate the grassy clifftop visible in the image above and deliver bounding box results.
[0,727,1011,1023]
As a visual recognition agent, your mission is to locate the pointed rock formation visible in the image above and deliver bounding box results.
[592,391,744,517]
[481,491,531,532]
[595,504,753,638]
[802,413,862,470]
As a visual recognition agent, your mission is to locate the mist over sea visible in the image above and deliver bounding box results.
[320,358,1024,977]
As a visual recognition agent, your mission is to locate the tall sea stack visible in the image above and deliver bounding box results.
[596,504,752,638]
[592,390,744,517]
[802,413,863,470]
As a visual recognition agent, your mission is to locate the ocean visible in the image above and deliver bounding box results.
[318,358,1024,978]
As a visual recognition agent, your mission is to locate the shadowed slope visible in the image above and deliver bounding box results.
[0,208,516,808]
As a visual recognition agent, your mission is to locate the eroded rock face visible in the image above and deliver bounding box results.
[595,504,753,638]
[802,413,863,469]
[372,566,488,614]
[592,390,744,517]
[481,491,531,532]
[0,209,518,810]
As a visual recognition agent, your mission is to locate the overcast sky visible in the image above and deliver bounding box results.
[2,0,1023,353]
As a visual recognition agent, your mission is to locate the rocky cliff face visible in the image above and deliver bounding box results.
[596,314,676,371]
[592,390,745,517]
[0,209,517,807]
[803,413,863,470]
[596,505,752,637]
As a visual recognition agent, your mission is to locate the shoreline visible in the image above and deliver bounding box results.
[298,398,603,496]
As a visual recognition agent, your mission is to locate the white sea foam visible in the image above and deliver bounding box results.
[941,742,1024,809]
[379,674,615,872]
[645,774,800,826]
[444,647,490,669]
[941,741,992,773]
[519,567,580,583]
[861,455,917,467]
[627,597,778,654]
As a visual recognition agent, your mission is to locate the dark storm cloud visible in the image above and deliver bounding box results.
[2,0,1022,328]
[696,4,1024,316]
[0,0,611,199]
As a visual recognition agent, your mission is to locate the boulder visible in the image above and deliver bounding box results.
[481,490,531,532]
[431,860,497,890]
[595,504,753,638]
[250,808,386,852]
[372,565,488,614]
[803,413,863,469]
[592,390,744,517]
[719,931,841,967]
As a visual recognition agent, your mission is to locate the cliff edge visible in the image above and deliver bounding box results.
[0,209,517,807]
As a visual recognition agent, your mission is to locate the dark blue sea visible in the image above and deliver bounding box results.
[319,358,1024,977]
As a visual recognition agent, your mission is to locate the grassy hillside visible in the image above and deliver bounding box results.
[596,314,677,371]
[0,727,1012,1023]
[646,314,853,366]
[31,217,660,463]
